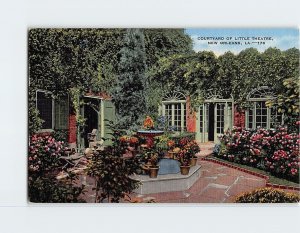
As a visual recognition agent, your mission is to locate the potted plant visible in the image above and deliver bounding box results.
[148,152,159,178]
[167,140,178,159]
[141,149,160,178]
[185,140,200,167]
[178,150,191,175]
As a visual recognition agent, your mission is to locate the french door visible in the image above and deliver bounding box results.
[197,101,233,143]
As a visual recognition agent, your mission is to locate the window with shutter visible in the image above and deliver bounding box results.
[36,91,53,129]
[55,96,69,129]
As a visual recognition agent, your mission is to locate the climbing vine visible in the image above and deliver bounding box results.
[148,48,299,111]
[69,87,86,148]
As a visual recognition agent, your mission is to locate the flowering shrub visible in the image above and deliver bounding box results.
[235,187,300,203]
[264,127,299,180]
[29,134,68,173]
[216,126,300,182]
[28,134,86,203]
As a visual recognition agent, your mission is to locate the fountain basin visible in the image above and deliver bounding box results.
[131,165,201,194]
[137,130,164,147]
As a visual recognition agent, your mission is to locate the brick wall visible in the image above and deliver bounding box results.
[68,114,77,144]
[233,105,245,128]
[186,96,196,132]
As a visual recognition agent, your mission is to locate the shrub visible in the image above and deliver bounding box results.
[216,126,300,182]
[169,132,196,144]
[52,129,69,143]
[28,134,68,174]
[28,174,86,203]
[235,187,300,203]
[28,134,86,203]
[87,122,141,203]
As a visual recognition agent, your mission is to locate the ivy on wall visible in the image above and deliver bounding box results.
[148,47,300,112]
[28,28,193,134]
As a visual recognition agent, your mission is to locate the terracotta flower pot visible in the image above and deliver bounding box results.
[180,165,190,175]
[149,166,159,178]
[190,157,197,167]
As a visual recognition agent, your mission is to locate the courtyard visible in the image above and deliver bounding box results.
[28,28,300,203]
[53,142,299,203]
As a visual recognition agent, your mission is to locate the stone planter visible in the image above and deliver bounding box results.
[180,165,190,175]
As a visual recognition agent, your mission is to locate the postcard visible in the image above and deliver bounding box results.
[28,28,300,203]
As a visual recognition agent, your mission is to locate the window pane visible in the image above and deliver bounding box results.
[164,103,186,131]
[37,91,53,129]
[256,101,268,128]
[199,106,203,133]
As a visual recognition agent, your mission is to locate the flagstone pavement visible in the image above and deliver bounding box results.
[79,142,274,203]
[129,159,267,203]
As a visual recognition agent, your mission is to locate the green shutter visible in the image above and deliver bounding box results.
[54,96,69,129]
[103,100,115,145]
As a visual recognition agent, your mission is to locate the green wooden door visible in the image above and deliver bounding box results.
[102,100,116,146]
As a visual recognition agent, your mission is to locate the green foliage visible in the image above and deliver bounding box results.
[144,29,193,66]
[28,29,124,136]
[235,187,300,203]
[112,29,147,130]
[28,28,194,134]
[169,132,196,144]
[266,76,300,131]
[52,129,68,142]
[87,121,141,203]
[28,28,124,95]
[28,175,86,203]
[28,105,43,134]
[28,134,86,203]
[148,51,220,110]
[69,87,86,148]
[216,51,238,98]
[148,47,299,110]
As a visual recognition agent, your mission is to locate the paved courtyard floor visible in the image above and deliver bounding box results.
[129,160,266,203]
[76,142,298,203]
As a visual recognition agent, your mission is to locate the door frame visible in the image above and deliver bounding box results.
[196,98,234,143]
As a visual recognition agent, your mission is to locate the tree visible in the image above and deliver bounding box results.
[112,29,147,130]
[148,51,218,110]
[266,76,300,132]
[28,28,193,134]
[144,29,193,66]
[28,29,124,134]
[216,51,238,98]
[87,122,141,203]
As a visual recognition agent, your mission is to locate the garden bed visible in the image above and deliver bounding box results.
[214,126,299,184]
[207,155,300,188]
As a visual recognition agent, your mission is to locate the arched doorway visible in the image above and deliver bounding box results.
[196,90,234,143]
